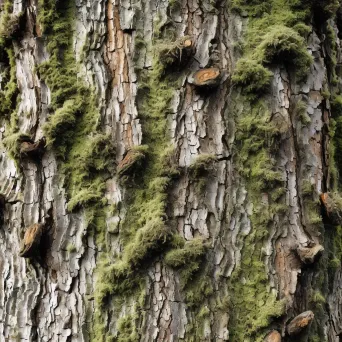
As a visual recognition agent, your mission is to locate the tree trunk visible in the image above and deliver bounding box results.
[0,0,342,341]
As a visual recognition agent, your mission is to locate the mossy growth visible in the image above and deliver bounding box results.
[331,95,342,116]
[117,145,148,182]
[228,95,287,340]
[2,131,31,161]
[301,222,342,340]
[66,243,77,254]
[93,16,202,339]
[165,237,207,288]
[189,154,217,178]
[93,22,184,340]
[116,314,140,342]
[165,237,206,268]
[63,133,115,211]
[255,25,312,79]
[231,0,272,17]
[232,59,273,96]
[0,47,19,118]
[300,179,322,227]
[0,1,21,46]
[228,226,286,341]
[157,36,193,68]
[326,116,340,189]
[232,0,339,22]
[294,100,311,125]
[35,0,115,211]
[301,0,340,22]
[188,154,217,192]
[324,23,338,85]
[231,0,313,96]
[236,100,284,193]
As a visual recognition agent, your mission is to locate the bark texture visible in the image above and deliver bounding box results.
[0,0,342,341]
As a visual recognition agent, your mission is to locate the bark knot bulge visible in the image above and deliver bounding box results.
[20,137,46,160]
[296,244,324,264]
[287,311,314,336]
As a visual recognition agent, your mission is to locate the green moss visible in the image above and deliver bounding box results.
[189,154,216,178]
[331,95,342,116]
[37,0,56,32]
[0,1,17,46]
[34,3,119,339]
[228,95,286,340]
[157,36,192,67]
[66,243,77,253]
[325,23,338,85]
[294,100,311,125]
[293,23,312,37]
[93,26,184,340]
[231,0,313,95]
[165,238,207,288]
[255,25,312,78]
[229,255,286,340]
[311,291,326,305]
[185,275,213,308]
[35,1,115,213]
[300,179,322,227]
[321,88,331,100]
[116,314,139,342]
[236,100,284,193]
[229,2,339,342]
[124,218,170,267]
[165,238,206,267]
[2,132,30,162]
[0,47,19,118]
[232,59,273,96]
[231,0,272,17]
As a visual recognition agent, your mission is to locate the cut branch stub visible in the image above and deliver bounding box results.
[188,68,221,88]
[287,311,314,336]
[297,244,324,264]
[320,192,342,225]
[264,330,281,342]
[117,147,147,179]
[20,137,46,159]
[159,38,194,67]
[19,223,45,258]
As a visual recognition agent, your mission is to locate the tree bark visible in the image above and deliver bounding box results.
[0,0,342,341]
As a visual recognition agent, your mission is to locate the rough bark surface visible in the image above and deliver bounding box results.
[1,0,342,341]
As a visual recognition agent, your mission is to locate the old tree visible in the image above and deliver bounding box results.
[2,0,342,341]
